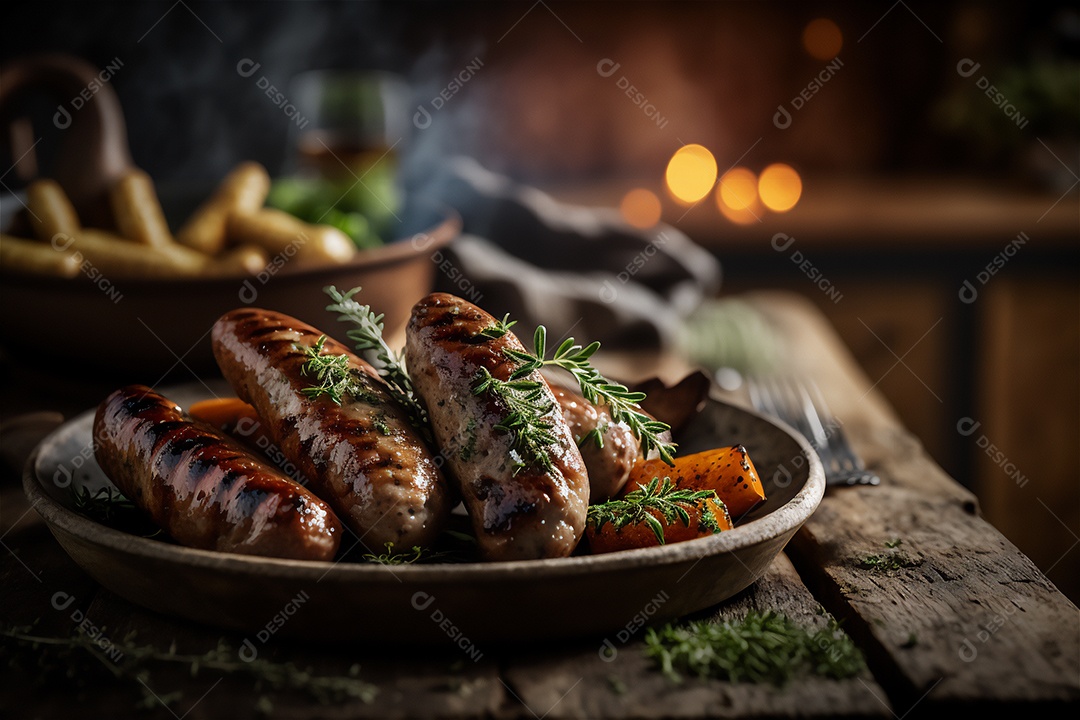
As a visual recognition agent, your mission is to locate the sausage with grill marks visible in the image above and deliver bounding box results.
[211,308,451,550]
[406,293,589,561]
[93,385,341,560]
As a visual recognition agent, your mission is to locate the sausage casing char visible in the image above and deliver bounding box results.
[406,293,590,561]
[212,309,451,550]
[93,385,341,560]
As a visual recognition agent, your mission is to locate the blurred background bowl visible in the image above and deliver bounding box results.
[0,192,459,380]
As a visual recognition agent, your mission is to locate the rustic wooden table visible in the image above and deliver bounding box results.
[2,291,1077,718]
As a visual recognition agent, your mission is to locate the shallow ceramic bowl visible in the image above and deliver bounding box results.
[23,381,824,646]
[0,189,459,378]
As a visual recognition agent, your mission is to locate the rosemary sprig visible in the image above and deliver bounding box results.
[323,286,431,439]
[586,476,723,544]
[644,610,865,685]
[480,318,677,466]
[473,367,558,473]
[298,335,354,405]
[71,485,136,523]
[70,486,161,537]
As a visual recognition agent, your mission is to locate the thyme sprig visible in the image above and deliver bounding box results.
[323,286,431,438]
[478,316,677,468]
[586,476,723,544]
[644,610,866,685]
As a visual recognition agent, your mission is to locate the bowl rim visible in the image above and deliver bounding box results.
[23,395,825,583]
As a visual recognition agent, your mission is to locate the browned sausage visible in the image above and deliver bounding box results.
[405,292,589,561]
[551,386,638,503]
[552,385,675,503]
[211,309,451,550]
[92,385,341,560]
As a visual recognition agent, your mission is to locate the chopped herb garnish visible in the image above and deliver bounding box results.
[361,542,435,565]
[586,476,723,545]
[644,610,865,685]
[297,336,356,405]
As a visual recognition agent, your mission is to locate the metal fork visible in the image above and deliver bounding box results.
[746,375,880,487]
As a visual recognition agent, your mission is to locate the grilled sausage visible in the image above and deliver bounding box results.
[93,385,341,560]
[551,386,640,504]
[406,293,589,561]
[211,309,451,550]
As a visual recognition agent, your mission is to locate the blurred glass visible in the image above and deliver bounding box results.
[271,70,410,248]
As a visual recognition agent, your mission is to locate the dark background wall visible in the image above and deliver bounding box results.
[3,1,1074,189]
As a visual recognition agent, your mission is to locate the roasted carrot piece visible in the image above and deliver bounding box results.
[188,397,261,432]
[624,445,766,520]
[585,477,733,555]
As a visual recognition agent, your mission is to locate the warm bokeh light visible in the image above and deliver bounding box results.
[665,144,718,204]
[718,203,760,225]
[718,167,759,210]
[620,188,663,228]
[758,163,803,212]
[802,18,843,60]
[716,167,761,224]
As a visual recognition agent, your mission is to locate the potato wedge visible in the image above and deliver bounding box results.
[0,233,80,277]
[26,179,81,242]
[177,162,270,254]
[110,169,174,248]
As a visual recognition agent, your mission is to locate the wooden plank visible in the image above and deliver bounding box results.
[500,554,890,719]
[80,588,506,720]
[977,275,1080,604]
[748,292,1080,713]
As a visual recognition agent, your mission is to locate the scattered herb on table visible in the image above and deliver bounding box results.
[1,623,377,711]
[644,610,865,685]
[858,551,922,573]
[587,477,723,544]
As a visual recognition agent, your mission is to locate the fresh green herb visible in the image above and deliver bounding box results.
[480,313,517,339]
[1,623,377,708]
[323,286,431,440]
[607,674,628,695]
[372,416,392,436]
[298,335,355,405]
[478,320,676,468]
[473,368,558,473]
[361,542,432,565]
[644,610,865,685]
[884,538,903,549]
[577,425,606,450]
[586,476,723,544]
[459,418,478,462]
[858,551,921,573]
